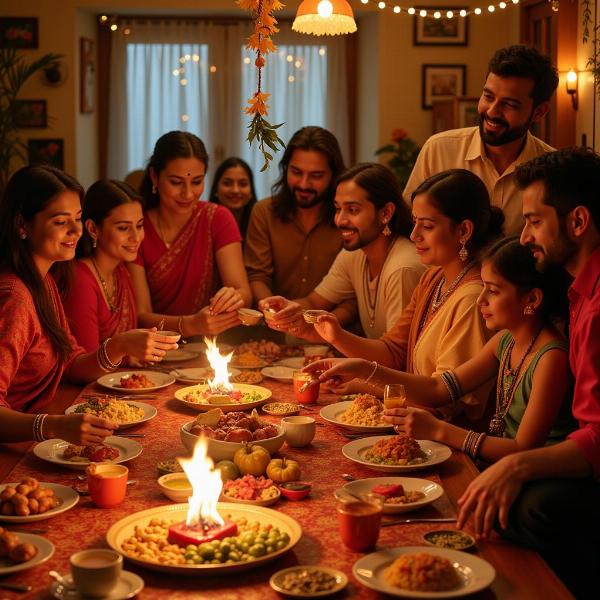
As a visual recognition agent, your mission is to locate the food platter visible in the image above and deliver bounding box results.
[340,477,444,514]
[106,502,302,575]
[33,437,143,471]
[0,533,55,575]
[270,566,348,597]
[97,371,175,393]
[352,546,495,598]
[342,437,452,473]
[220,487,281,507]
[65,401,157,429]
[261,365,295,383]
[320,401,393,433]
[0,482,79,522]
[173,383,272,412]
[170,367,241,384]
[162,349,200,363]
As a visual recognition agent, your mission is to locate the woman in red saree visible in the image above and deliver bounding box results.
[129,131,252,336]
[63,180,177,361]
[0,167,171,444]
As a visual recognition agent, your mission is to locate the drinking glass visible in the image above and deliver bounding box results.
[337,493,384,552]
[383,384,406,410]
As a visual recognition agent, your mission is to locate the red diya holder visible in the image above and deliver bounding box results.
[168,519,238,546]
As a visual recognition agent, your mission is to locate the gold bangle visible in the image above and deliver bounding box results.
[364,361,378,384]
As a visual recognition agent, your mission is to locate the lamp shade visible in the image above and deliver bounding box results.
[292,0,357,36]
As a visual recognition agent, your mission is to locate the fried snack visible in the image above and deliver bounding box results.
[385,552,461,591]
[0,478,58,518]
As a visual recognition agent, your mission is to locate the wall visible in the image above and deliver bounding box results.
[356,3,520,161]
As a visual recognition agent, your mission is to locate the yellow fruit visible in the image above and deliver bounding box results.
[266,457,301,483]
[233,444,271,476]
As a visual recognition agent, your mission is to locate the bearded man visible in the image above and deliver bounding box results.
[404,45,558,235]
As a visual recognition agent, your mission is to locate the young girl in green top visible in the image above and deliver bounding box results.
[306,237,575,463]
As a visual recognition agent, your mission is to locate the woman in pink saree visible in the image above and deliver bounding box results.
[129,131,252,336]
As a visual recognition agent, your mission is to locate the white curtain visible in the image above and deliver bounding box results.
[107,19,349,198]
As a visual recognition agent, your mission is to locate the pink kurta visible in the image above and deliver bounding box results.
[135,202,241,315]
[63,261,137,352]
[0,272,85,413]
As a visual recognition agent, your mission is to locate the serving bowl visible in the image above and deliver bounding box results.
[238,308,263,326]
[180,421,286,461]
[157,473,192,503]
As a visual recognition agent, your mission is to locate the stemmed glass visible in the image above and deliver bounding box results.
[383,384,406,410]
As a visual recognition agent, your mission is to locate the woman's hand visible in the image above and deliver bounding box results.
[383,406,442,440]
[313,313,343,344]
[114,328,178,362]
[209,287,245,315]
[191,306,241,336]
[51,413,117,446]
[303,357,372,387]
[325,378,376,396]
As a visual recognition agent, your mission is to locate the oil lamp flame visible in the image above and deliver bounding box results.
[178,435,223,528]
[204,336,234,392]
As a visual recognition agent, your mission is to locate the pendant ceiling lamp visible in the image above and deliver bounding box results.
[292,0,357,36]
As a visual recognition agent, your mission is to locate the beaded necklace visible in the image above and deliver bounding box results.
[489,327,542,436]
[91,258,119,313]
[363,238,394,329]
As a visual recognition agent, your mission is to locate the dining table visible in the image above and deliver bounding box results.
[0,349,574,600]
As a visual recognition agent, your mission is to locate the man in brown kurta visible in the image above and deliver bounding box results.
[244,126,345,302]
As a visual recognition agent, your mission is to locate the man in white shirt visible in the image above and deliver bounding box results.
[404,45,558,235]
[260,163,424,339]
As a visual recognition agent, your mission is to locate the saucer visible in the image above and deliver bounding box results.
[50,570,144,600]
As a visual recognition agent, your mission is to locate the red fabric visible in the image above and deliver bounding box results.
[0,272,85,412]
[135,202,241,314]
[567,246,600,477]
[63,261,137,352]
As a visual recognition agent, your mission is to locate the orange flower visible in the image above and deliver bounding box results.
[391,128,408,143]
[244,92,270,116]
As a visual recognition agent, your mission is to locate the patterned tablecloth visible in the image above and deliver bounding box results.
[0,360,567,600]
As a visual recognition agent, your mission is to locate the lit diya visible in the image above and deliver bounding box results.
[167,436,237,546]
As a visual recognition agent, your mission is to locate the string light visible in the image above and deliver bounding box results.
[394,6,401,13]
[371,1,519,18]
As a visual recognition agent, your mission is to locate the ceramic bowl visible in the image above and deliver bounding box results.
[180,421,286,461]
[157,473,192,503]
[278,482,312,501]
[423,529,476,551]
[238,308,263,326]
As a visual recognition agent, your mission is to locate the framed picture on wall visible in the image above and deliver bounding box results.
[457,96,480,127]
[422,64,466,109]
[414,8,468,46]
[13,100,47,128]
[0,18,39,49]
[80,37,95,113]
[28,139,64,170]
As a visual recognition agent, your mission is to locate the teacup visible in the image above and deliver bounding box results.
[158,330,181,344]
[70,549,123,597]
[282,416,316,447]
[87,463,128,508]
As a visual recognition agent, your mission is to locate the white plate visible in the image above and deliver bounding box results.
[342,437,452,473]
[33,437,143,470]
[162,349,199,363]
[170,367,241,384]
[320,401,393,433]
[65,401,157,429]
[97,370,175,393]
[353,546,495,598]
[174,383,272,412]
[0,482,79,522]
[0,533,54,575]
[270,566,348,597]
[341,477,444,514]
[50,570,144,600]
[261,365,295,382]
[276,357,305,369]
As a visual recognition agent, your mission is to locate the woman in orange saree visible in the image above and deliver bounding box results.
[129,131,252,337]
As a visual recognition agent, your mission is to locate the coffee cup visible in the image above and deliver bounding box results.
[70,549,123,597]
[87,463,128,508]
[282,416,316,447]
[158,330,181,342]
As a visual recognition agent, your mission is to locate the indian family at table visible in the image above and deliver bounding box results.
[0,43,599,599]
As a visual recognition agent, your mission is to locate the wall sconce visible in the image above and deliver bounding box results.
[292,0,357,36]
[566,68,578,110]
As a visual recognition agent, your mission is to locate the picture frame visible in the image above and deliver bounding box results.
[457,96,480,128]
[13,100,47,128]
[0,17,39,49]
[80,37,95,113]
[422,64,466,109]
[413,8,468,46]
[28,138,64,170]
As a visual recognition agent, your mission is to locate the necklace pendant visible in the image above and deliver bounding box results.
[369,320,375,328]
[488,415,506,437]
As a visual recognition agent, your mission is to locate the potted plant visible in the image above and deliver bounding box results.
[0,48,61,194]
[375,128,421,190]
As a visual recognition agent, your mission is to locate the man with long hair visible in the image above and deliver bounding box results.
[244,126,345,302]
[404,45,558,235]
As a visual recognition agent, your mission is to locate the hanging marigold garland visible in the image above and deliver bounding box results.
[237,0,286,171]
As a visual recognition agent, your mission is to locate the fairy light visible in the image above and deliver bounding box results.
[295,59,302,68]
[408,7,415,14]
[499,2,507,7]
[209,65,217,73]
[488,4,495,11]
[394,5,401,13]
[378,1,386,8]
[381,2,518,18]
[100,15,108,22]
[474,7,482,14]
[110,23,118,31]
[243,57,251,64]
[419,9,427,17]
[460,9,467,16]
[288,75,295,82]
[446,10,454,18]
[318,47,326,56]
[286,54,293,62]
[360,0,369,4]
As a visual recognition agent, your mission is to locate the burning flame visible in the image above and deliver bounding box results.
[204,336,234,392]
[178,436,224,528]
